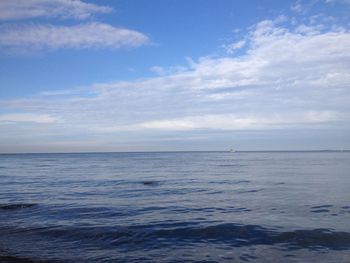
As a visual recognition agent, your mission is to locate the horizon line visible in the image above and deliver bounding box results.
[0,149,349,155]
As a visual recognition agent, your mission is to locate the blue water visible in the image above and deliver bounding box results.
[0,151,350,262]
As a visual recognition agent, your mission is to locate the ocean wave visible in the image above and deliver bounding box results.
[1,222,350,251]
[0,204,37,210]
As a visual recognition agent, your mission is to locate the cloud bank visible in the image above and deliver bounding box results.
[1,16,350,151]
[0,0,148,52]
[0,113,60,124]
[0,22,149,51]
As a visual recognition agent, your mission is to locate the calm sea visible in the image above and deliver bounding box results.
[0,151,349,262]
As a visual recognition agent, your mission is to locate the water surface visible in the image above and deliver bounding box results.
[0,151,349,262]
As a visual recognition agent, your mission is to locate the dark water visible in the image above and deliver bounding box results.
[0,151,350,262]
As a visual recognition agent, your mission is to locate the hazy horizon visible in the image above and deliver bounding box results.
[1,149,349,155]
[1,0,350,153]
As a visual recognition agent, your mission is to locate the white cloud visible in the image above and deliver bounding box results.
[1,17,350,150]
[150,66,166,75]
[325,0,350,4]
[129,111,341,131]
[291,0,303,13]
[223,40,246,54]
[0,113,60,124]
[150,65,189,75]
[0,0,112,21]
[0,22,149,51]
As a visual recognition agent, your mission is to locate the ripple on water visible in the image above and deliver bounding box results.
[0,204,37,210]
[1,222,350,251]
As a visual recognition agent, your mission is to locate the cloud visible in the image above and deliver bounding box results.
[150,65,188,75]
[0,113,60,124]
[223,40,246,54]
[135,112,340,131]
[1,17,350,150]
[291,0,303,13]
[0,22,149,51]
[0,0,112,21]
[325,0,350,4]
[150,66,166,75]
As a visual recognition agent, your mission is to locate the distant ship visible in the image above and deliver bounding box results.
[229,149,236,153]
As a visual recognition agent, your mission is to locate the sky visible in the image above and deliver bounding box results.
[0,0,349,153]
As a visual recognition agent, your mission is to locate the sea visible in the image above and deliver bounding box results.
[0,151,349,262]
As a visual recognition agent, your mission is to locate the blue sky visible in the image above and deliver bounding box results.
[0,0,349,152]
